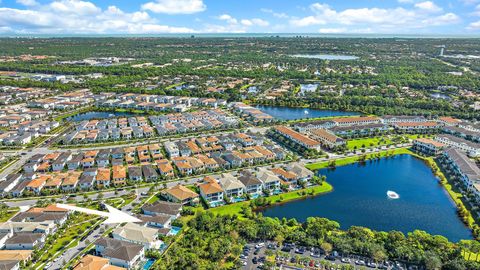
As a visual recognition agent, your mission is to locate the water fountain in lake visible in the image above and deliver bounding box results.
[387,190,400,199]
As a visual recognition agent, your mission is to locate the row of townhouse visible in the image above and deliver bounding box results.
[0,205,70,269]
[441,148,480,204]
[1,161,172,196]
[164,132,264,158]
[114,93,227,107]
[308,128,346,150]
[150,109,239,136]
[0,120,61,145]
[171,144,285,177]
[97,93,227,112]
[27,89,95,110]
[412,138,446,156]
[435,134,480,157]
[273,125,322,151]
[443,125,480,143]
[66,109,239,144]
[0,105,53,123]
[0,86,55,105]
[230,102,275,123]
[197,163,314,207]
[295,115,448,138]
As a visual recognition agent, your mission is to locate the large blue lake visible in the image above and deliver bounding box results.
[260,155,471,242]
[255,105,360,120]
[67,111,137,122]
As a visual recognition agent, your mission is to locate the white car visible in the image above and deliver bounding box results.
[255,243,265,249]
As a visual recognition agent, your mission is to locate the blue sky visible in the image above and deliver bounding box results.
[0,0,479,34]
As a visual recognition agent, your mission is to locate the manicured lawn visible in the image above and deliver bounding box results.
[34,213,98,268]
[208,183,333,218]
[346,134,432,150]
[0,208,19,222]
[346,137,393,150]
[306,148,413,171]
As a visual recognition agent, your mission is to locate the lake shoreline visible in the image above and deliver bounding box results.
[263,152,474,241]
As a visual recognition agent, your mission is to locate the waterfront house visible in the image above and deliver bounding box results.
[442,148,480,203]
[112,223,161,250]
[333,116,381,127]
[435,134,480,157]
[219,173,245,199]
[238,170,263,196]
[94,237,145,269]
[392,121,442,134]
[413,138,446,156]
[142,201,182,219]
[162,184,199,205]
[308,128,346,149]
[286,163,314,182]
[271,167,299,187]
[257,168,281,191]
[273,125,321,151]
[198,176,224,206]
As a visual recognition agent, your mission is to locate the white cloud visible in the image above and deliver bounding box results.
[218,14,237,24]
[318,27,347,33]
[472,4,480,16]
[16,0,38,6]
[422,12,460,25]
[461,0,480,5]
[0,1,195,34]
[241,18,269,27]
[467,20,480,29]
[290,2,458,32]
[211,13,269,32]
[414,1,442,12]
[49,0,100,16]
[260,8,289,19]
[141,0,206,14]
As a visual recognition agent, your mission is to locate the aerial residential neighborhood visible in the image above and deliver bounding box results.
[0,1,480,270]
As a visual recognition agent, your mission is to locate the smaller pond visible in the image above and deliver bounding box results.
[291,54,359,60]
[67,111,137,122]
[430,93,451,100]
[255,105,360,120]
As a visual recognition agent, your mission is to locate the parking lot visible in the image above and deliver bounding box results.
[240,241,418,270]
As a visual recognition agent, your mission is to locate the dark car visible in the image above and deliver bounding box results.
[325,255,336,261]
[295,246,306,254]
[281,246,292,252]
[252,257,258,264]
[254,248,261,255]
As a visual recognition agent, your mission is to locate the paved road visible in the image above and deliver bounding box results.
[48,191,146,270]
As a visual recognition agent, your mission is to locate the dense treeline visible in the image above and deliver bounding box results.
[155,212,480,270]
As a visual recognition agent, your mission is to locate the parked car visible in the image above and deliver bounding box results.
[325,255,336,261]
